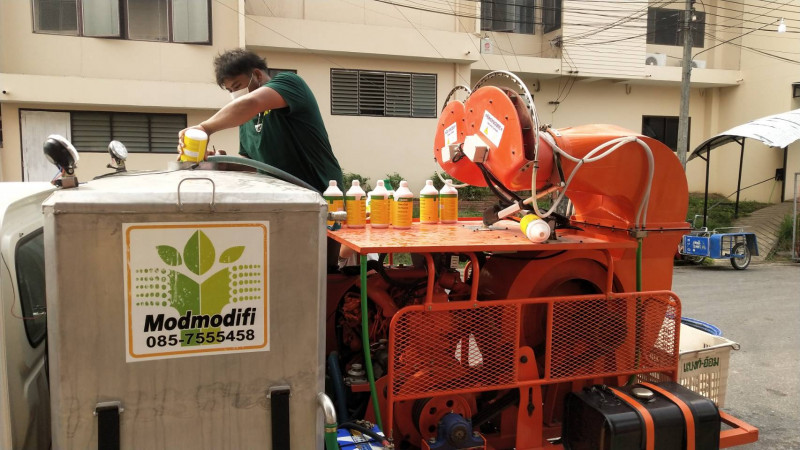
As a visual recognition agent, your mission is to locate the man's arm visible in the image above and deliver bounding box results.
[200,86,287,134]
[177,85,288,153]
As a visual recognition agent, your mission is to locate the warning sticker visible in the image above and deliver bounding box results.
[123,221,269,362]
[479,110,504,147]
[443,123,458,146]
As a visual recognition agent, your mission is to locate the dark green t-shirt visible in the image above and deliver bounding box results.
[239,72,343,193]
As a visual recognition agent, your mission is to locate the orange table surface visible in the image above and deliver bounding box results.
[328,219,637,254]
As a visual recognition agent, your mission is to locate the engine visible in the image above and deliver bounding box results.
[326,71,690,449]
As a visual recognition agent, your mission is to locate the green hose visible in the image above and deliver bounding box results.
[324,426,339,450]
[206,155,317,191]
[361,254,384,431]
[628,237,644,386]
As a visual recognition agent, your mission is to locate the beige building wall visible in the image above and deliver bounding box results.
[2,0,796,204]
[0,0,242,181]
[686,6,800,203]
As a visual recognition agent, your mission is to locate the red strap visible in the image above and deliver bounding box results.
[608,387,655,450]
[640,382,696,450]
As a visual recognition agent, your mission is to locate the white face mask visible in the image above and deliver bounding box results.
[228,72,256,100]
[229,88,248,100]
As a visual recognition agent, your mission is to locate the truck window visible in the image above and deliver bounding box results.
[15,229,47,347]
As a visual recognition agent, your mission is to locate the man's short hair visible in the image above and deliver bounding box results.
[214,49,268,86]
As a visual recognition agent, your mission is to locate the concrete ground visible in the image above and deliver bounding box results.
[672,261,800,449]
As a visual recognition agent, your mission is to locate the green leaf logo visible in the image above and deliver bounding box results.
[183,230,215,276]
[134,228,263,349]
[219,246,245,263]
[156,245,182,266]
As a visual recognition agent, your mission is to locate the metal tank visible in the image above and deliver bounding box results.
[42,170,327,449]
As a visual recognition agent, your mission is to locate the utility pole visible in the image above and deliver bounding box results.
[677,0,695,169]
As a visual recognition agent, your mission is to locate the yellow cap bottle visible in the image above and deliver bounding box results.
[323,180,344,227]
[393,181,414,229]
[369,180,390,228]
[345,180,367,228]
[520,214,550,243]
[180,128,208,162]
[439,179,458,224]
[419,180,439,224]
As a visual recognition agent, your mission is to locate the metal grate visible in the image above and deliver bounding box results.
[550,293,679,379]
[793,172,799,261]
[391,304,519,398]
[389,291,680,401]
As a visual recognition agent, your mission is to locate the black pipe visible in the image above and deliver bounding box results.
[471,390,520,427]
[735,138,745,218]
[703,143,711,229]
[782,146,788,202]
[338,421,388,444]
[327,352,350,424]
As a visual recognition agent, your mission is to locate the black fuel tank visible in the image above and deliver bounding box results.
[563,382,720,450]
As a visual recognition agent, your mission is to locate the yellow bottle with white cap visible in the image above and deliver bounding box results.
[439,179,458,224]
[520,214,551,243]
[180,128,208,162]
[393,181,414,229]
[345,180,367,228]
[369,180,390,228]
[419,180,439,224]
[323,180,344,227]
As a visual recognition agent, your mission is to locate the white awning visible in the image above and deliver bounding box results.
[688,109,800,160]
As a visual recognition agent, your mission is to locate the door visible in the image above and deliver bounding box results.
[20,110,71,181]
[0,192,51,449]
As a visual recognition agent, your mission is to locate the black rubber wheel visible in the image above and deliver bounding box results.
[730,242,751,270]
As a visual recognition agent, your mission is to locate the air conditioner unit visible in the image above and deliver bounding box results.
[691,60,707,69]
[645,52,667,66]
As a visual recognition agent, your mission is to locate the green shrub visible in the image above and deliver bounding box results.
[686,193,767,230]
[384,172,403,191]
[773,214,795,252]
[342,171,372,192]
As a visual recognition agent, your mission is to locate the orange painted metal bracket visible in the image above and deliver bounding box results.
[719,410,759,448]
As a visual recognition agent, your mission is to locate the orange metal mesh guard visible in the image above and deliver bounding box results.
[549,292,680,380]
[391,304,520,398]
[388,290,680,406]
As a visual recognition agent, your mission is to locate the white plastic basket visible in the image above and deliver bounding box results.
[678,324,740,407]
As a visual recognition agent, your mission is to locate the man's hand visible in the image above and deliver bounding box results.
[176,124,209,160]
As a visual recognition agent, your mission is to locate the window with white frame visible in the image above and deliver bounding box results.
[331,69,437,118]
[70,111,186,153]
[647,8,705,47]
[481,0,535,35]
[32,0,211,44]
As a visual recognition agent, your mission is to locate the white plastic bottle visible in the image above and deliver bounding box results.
[393,181,414,229]
[369,180,390,228]
[419,180,439,224]
[439,179,458,224]
[322,180,344,227]
[520,214,550,243]
[345,180,367,228]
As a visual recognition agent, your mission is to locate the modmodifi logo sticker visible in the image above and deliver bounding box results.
[123,221,269,362]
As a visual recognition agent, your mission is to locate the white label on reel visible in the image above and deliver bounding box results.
[444,122,458,146]
[480,110,504,147]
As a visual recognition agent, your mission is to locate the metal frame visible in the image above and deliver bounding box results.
[329,222,758,448]
[794,172,799,261]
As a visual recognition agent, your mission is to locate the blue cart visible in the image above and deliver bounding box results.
[679,224,759,270]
